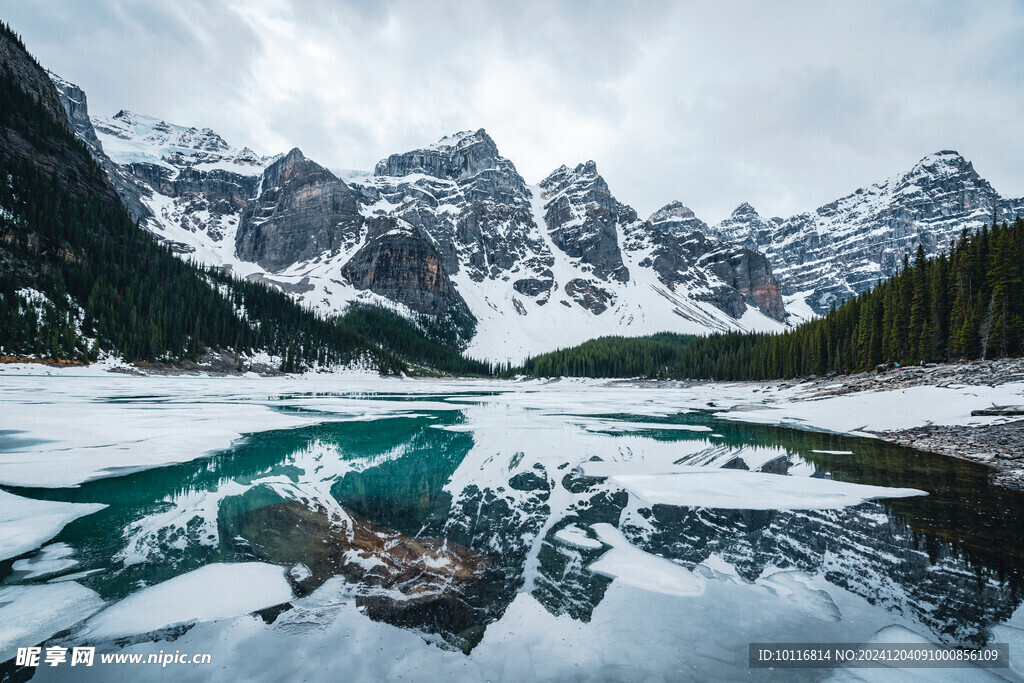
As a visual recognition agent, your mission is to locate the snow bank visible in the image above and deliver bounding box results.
[0,490,105,561]
[719,383,1024,435]
[83,563,294,639]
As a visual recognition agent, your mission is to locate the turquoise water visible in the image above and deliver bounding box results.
[2,389,1022,677]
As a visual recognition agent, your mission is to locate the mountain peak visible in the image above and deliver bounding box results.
[428,128,491,150]
[905,150,972,178]
[374,128,509,181]
[649,201,698,224]
[895,150,988,195]
[538,160,604,194]
[732,201,758,217]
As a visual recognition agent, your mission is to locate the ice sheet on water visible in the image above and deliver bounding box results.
[0,490,105,561]
[587,523,705,597]
[826,624,1005,682]
[11,542,77,579]
[553,524,604,550]
[82,563,293,639]
[607,470,926,510]
[0,582,104,662]
[718,383,1024,434]
[756,569,842,622]
[990,603,1024,679]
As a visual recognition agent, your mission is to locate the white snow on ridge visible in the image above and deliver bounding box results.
[91,110,270,174]
[458,185,785,364]
[83,101,792,364]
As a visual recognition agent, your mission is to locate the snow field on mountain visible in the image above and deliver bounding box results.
[459,186,784,363]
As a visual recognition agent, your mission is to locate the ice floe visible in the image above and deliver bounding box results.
[606,470,926,510]
[82,563,294,639]
[11,542,77,579]
[553,524,604,550]
[0,490,105,561]
[587,523,705,597]
[0,582,104,662]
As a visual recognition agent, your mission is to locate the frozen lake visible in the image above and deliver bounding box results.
[1,371,1022,681]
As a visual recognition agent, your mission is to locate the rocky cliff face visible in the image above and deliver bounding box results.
[341,216,471,319]
[236,148,363,271]
[367,129,551,284]
[0,45,113,206]
[538,162,631,284]
[49,72,155,225]
[711,151,1024,314]
[75,106,274,258]
[624,201,786,321]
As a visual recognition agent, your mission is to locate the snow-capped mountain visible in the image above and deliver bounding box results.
[92,108,267,172]
[48,74,788,362]
[710,152,1024,316]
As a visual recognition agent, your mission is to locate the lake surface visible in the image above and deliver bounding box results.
[1,377,1022,681]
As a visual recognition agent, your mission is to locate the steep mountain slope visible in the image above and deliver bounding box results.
[0,23,408,372]
[56,90,787,362]
[353,144,786,361]
[711,152,1024,315]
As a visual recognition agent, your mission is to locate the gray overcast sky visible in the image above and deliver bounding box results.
[3,0,1023,223]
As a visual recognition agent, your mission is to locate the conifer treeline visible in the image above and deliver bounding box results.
[519,217,1024,380]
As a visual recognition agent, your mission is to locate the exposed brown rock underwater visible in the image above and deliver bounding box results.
[221,492,492,652]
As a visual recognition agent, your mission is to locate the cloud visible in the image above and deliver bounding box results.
[3,0,1022,223]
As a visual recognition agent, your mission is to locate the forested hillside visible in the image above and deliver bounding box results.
[0,21,480,374]
[520,216,1024,380]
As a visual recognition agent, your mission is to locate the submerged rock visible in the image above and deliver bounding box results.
[221,492,491,650]
[227,498,488,595]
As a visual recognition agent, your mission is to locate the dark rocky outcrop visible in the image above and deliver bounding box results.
[235,148,364,271]
[513,273,554,301]
[625,201,786,321]
[342,216,471,319]
[367,129,551,283]
[701,248,785,321]
[564,278,614,315]
[228,497,488,597]
[539,161,630,283]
